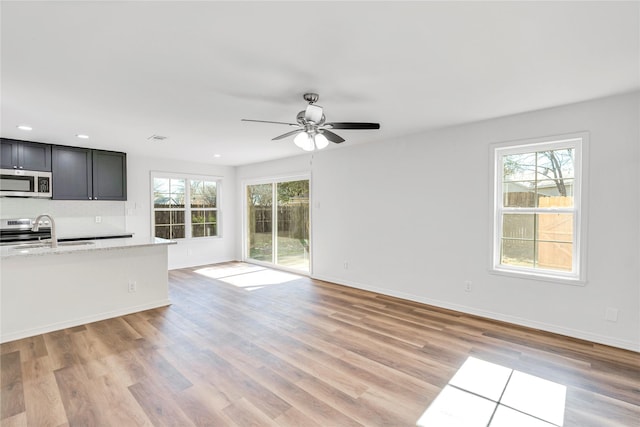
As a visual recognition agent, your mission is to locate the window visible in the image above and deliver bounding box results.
[152,173,219,239]
[492,134,586,282]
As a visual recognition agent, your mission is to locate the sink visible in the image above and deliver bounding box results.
[11,241,95,250]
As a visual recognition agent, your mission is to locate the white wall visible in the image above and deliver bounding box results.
[125,154,237,269]
[237,91,640,351]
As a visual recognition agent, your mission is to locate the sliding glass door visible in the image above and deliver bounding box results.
[246,179,309,273]
[276,180,310,269]
[247,183,273,263]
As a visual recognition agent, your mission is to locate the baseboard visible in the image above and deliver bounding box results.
[312,274,640,353]
[0,299,171,344]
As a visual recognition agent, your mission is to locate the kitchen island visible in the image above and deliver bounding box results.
[0,236,175,343]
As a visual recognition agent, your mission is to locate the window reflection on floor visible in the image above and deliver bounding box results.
[416,356,566,427]
[194,263,302,291]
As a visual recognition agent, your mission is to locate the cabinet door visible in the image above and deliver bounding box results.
[0,139,20,169]
[18,141,52,171]
[52,146,93,200]
[92,150,127,200]
[0,139,52,171]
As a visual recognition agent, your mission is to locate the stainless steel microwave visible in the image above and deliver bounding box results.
[0,168,52,198]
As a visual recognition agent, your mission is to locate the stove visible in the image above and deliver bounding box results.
[0,218,52,245]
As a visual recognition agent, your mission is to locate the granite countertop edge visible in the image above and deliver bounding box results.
[1,236,176,258]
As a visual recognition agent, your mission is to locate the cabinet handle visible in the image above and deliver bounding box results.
[13,165,17,169]
[94,197,98,200]
[89,197,92,200]
[19,166,23,169]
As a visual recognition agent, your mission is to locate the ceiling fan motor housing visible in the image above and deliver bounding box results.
[305,104,324,124]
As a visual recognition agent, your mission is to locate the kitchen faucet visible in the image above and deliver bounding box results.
[32,214,57,248]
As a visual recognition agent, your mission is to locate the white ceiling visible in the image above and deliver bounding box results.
[1,1,638,166]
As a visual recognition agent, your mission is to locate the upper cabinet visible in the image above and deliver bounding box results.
[92,150,127,201]
[52,146,127,201]
[0,138,52,171]
[51,146,92,200]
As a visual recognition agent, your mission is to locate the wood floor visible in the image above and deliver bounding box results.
[1,262,639,426]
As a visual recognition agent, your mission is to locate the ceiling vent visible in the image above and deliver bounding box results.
[147,134,167,141]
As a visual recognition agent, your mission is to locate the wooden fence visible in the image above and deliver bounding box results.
[536,196,573,271]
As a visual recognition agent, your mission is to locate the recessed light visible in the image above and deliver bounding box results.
[76,134,90,139]
[214,154,221,158]
[17,125,32,131]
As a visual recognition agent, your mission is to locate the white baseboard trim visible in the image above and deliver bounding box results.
[312,274,640,353]
[0,299,171,344]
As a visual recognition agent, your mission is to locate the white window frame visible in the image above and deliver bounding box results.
[150,171,222,240]
[490,133,588,284]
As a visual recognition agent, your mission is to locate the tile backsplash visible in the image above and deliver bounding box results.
[0,198,127,238]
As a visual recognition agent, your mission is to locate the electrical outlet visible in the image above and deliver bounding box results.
[343,261,349,269]
[128,280,137,293]
[605,307,618,322]
[95,216,102,223]
[464,281,472,292]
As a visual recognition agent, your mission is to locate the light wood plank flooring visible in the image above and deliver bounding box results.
[1,262,639,426]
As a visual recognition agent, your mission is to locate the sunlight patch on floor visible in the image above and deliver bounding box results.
[194,263,303,291]
[416,356,566,427]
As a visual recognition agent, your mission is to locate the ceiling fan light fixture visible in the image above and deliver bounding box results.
[294,132,314,151]
[314,133,329,150]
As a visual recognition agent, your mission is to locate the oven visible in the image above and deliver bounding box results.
[0,218,52,245]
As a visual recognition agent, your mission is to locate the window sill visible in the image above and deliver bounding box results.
[490,267,586,286]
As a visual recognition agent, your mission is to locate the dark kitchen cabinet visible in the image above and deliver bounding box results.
[92,150,127,200]
[52,146,127,200]
[0,138,52,171]
[52,146,92,200]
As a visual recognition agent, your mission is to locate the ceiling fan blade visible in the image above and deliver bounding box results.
[321,130,345,144]
[241,119,298,126]
[325,122,380,130]
[272,129,304,141]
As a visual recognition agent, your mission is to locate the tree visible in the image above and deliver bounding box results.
[277,180,309,204]
[247,183,273,207]
[540,150,569,196]
[504,149,574,197]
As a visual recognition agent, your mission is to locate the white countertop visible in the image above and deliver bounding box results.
[1,236,176,258]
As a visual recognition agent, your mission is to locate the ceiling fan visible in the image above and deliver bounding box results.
[241,93,380,151]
